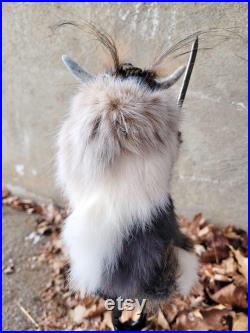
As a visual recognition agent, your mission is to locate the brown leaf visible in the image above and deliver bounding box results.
[179,213,206,241]
[213,273,232,282]
[192,212,206,226]
[230,246,248,284]
[220,256,238,275]
[156,309,170,329]
[174,310,211,330]
[162,302,179,323]
[225,226,248,253]
[200,307,233,329]
[234,274,248,289]
[175,307,233,331]
[81,295,97,307]
[70,305,86,324]
[83,302,106,319]
[208,283,248,308]
[232,312,248,331]
[201,247,229,264]
[162,296,188,323]
[99,311,113,330]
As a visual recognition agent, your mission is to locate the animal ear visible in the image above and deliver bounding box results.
[62,55,93,82]
[156,65,186,89]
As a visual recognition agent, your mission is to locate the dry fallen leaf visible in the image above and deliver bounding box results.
[99,310,113,330]
[230,246,248,284]
[234,273,248,289]
[232,312,248,331]
[208,283,248,309]
[220,256,237,275]
[83,302,106,319]
[69,305,86,324]
[174,310,211,330]
[156,309,170,330]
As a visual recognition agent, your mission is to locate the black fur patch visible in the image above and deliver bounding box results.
[98,196,193,300]
[114,63,161,90]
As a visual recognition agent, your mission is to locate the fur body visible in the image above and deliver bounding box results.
[57,70,198,300]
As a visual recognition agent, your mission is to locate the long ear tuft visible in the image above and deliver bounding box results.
[86,23,120,71]
[156,65,186,89]
[62,55,93,82]
[56,21,120,72]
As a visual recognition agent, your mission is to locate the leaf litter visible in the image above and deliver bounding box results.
[2,188,248,330]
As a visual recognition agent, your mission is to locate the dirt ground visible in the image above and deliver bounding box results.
[2,206,50,330]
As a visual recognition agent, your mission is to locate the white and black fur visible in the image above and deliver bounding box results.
[56,28,198,302]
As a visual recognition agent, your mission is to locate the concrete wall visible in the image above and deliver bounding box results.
[3,2,248,228]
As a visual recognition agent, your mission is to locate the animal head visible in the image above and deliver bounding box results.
[63,64,183,165]
[57,27,197,188]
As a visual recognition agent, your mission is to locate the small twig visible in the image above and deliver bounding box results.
[178,36,199,108]
[212,240,219,265]
[16,301,40,329]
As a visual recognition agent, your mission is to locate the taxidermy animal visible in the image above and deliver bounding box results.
[56,25,199,322]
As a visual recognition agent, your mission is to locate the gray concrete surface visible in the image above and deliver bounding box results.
[2,206,50,330]
[3,3,248,228]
